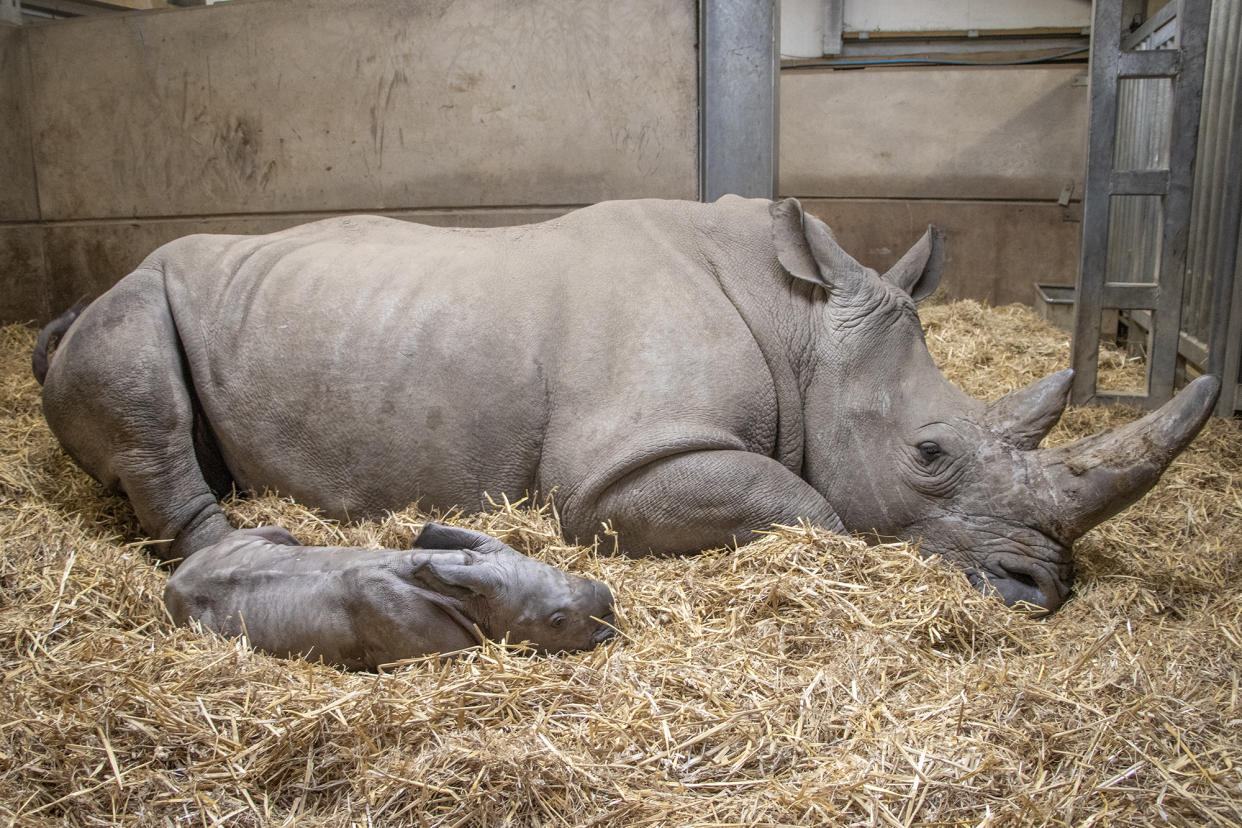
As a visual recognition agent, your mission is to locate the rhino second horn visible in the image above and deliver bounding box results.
[1038,374,1220,541]
[985,369,1074,450]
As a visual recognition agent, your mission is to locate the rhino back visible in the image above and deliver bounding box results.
[156,200,783,518]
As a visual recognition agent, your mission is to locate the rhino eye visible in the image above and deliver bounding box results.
[549,612,566,628]
[917,441,943,463]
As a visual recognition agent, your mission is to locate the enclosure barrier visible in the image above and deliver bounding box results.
[1072,0,1242,415]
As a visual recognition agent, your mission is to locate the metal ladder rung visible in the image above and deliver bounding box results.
[1109,170,1170,194]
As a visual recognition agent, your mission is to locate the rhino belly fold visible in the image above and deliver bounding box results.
[192,357,551,520]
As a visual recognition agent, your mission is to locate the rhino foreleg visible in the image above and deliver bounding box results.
[581,450,844,556]
[40,269,233,562]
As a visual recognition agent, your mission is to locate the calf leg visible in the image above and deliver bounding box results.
[41,269,232,562]
[572,450,844,556]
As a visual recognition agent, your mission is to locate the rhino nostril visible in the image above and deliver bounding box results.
[990,565,1060,612]
[1009,571,1039,591]
[592,611,618,644]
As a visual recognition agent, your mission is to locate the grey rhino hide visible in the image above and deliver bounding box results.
[39,196,1219,618]
[164,524,616,670]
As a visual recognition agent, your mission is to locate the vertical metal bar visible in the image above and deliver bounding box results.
[698,0,779,201]
[0,0,21,25]
[822,0,843,56]
[1072,0,1125,404]
[1185,1,1231,346]
[1221,216,1242,413]
[1149,0,1210,402]
[1186,61,1219,342]
[1203,0,1242,415]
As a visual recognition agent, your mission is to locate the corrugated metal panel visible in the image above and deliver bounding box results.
[1100,0,1242,413]
[1107,21,1175,288]
[1184,0,1242,368]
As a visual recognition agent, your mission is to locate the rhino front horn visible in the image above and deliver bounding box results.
[1039,375,1220,540]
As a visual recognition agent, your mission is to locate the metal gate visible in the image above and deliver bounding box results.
[1072,0,1242,414]
[1071,0,1209,408]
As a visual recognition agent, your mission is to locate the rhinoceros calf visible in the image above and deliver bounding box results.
[35,196,1218,622]
[164,523,616,669]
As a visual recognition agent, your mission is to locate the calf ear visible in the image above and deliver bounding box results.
[414,523,503,553]
[882,225,945,302]
[770,198,872,296]
[407,551,501,600]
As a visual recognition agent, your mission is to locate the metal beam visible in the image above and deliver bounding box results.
[1147,0,1210,401]
[822,0,843,56]
[1071,0,1124,404]
[1101,283,1159,308]
[1203,1,1242,416]
[1109,169,1169,195]
[1116,48,1179,77]
[699,0,779,201]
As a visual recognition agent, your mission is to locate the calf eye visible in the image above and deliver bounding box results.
[549,613,566,628]
[917,441,943,463]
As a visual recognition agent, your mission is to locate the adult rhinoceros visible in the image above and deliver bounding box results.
[35,196,1218,616]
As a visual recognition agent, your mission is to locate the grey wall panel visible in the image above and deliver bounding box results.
[25,0,697,220]
[0,227,47,325]
[782,66,1088,201]
[0,23,38,221]
[8,0,700,324]
[800,198,1083,306]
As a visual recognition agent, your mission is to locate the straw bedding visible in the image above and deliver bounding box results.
[1,301,1239,826]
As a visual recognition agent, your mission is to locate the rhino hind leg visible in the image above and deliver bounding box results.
[40,269,233,562]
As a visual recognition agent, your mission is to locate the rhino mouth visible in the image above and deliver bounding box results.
[592,612,619,643]
[962,552,1074,613]
[908,517,1074,613]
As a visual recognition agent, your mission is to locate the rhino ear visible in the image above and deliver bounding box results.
[882,225,945,303]
[414,523,501,552]
[408,551,501,600]
[771,198,823,284]
[770,198,869,289]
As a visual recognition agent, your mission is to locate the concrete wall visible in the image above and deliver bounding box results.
[7,0,1087,321]
[781,64,1087,305]
[2,0,698,323]
[0,23,44,320]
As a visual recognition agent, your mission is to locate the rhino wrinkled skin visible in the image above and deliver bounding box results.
[164,523,617,670]
[37,197,1218,629]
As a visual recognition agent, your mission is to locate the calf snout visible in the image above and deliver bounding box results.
[587,580,618,643]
